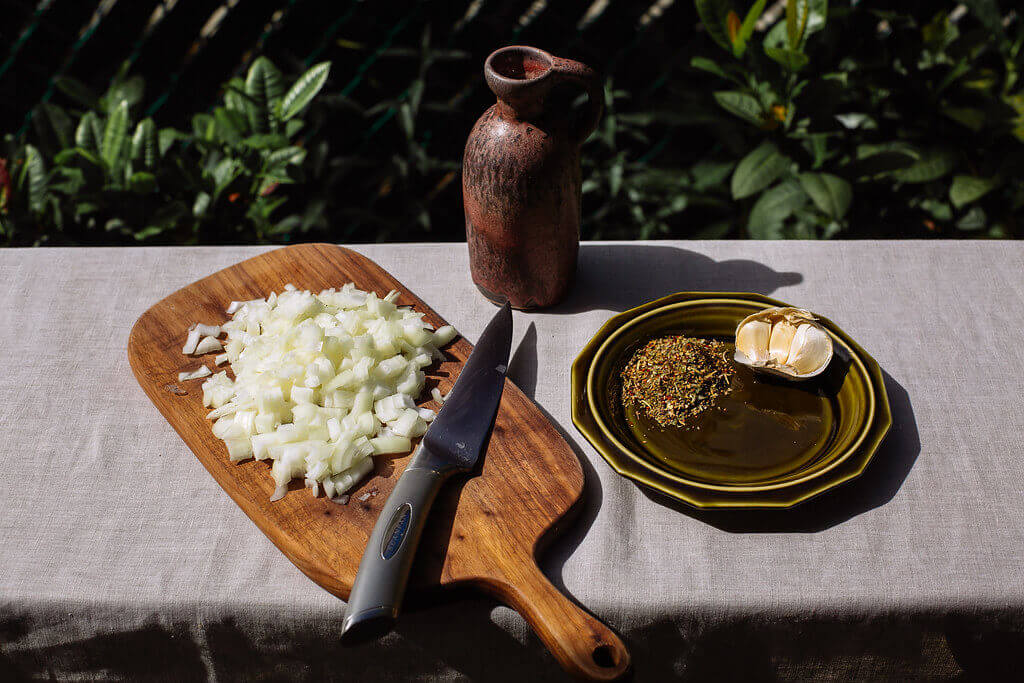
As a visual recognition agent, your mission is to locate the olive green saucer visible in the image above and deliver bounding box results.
[571,293,892,509]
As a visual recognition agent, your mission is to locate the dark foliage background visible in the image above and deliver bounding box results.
[1,0,1022,245]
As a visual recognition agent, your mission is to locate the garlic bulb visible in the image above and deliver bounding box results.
[734,307,833,380]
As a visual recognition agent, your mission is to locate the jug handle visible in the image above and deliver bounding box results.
[550,57,604,145]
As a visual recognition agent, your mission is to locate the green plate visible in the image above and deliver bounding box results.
[571,293,892,508]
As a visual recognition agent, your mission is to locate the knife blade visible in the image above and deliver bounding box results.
[340,302,513,644]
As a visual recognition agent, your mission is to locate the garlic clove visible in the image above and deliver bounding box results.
[768,321,798,364]
[787,324,832,375]
[735,319,771,363]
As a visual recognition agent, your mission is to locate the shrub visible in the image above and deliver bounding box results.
[581,0,1024,239]
[1,59,330,245]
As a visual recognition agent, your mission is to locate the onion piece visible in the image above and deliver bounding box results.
[226,299,261,314]
[433,325,457,346]
[194,336,223,355]
[179,366,212,381]
[182,328,201,355]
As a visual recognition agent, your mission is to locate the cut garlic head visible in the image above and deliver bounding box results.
[734,307,833,380]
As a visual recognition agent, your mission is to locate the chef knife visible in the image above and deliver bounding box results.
[340,302,513,644]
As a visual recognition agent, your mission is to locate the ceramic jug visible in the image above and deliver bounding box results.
[463,45,603,309]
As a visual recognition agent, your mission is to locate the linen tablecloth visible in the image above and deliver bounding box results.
[3,241,1024,681]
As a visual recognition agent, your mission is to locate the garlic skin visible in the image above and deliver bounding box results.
[733,307,834,380]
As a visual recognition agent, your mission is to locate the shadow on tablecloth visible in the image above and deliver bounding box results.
[557,243,804,314]
[4,600,1021,681]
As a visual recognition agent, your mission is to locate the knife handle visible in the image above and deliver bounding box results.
[341,446,450,644]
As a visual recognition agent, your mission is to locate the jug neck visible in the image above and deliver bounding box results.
[485,46,555,122]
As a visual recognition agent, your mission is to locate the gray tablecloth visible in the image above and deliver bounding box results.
[3,241,1024,681]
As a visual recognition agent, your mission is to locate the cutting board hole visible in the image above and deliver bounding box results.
[592,645,616,668]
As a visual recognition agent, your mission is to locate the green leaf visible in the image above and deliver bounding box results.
[55,147,102,167]
[920,199,952,221]
[713,91,764,126]
[101,101,129,170]
[834,112,876,130]
[956,206,987,231]
[133,226,163,241]
[50,166,85,195]
[950,175,998,207]
[211,159,243,197]
[54,76,99,109]
[804,0,827,41]
[690,57,741,85]
[105,218,127,233]
[847,144,918,178]
[285,118,305,138]
[20,145,47,212]
[786,0,825,49]
[765,46,809,71]
[245,58,283,134]
[265,146,307,170]
[748,179,807,235]
[892,147,957,183]
[797,172,852,218]
[786,0,803,48]
[242,134,288,150]
[691,158,736,191]
[224,78,249,113]
[214,107,247,146]
[102,75,144,113]
[695,0,731,52]
[158,129,185,157]
[33,103,73,153]
[75,111,102,151]
[193,192,211,217]
[131,118,157,169]
[733,0,768,57]
[279,61,331,121]
[192,113,216,141]
[731,142,790,199]
[128,171,156,194]
[252,57,286,100]
[944,107,985,132]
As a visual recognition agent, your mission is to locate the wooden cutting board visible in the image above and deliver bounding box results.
[127,243,629,681]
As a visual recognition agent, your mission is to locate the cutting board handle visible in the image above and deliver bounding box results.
[490,557,630,681]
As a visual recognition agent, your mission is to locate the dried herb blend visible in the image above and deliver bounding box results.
[620,335,735,428]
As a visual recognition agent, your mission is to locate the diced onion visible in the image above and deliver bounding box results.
[183,284,458,501]
[194,336,223,355]
[179,366,212,381]
[182,328,201,355]
[194,323,222,338]
[434,325,457,346]
[431,387,446,404]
